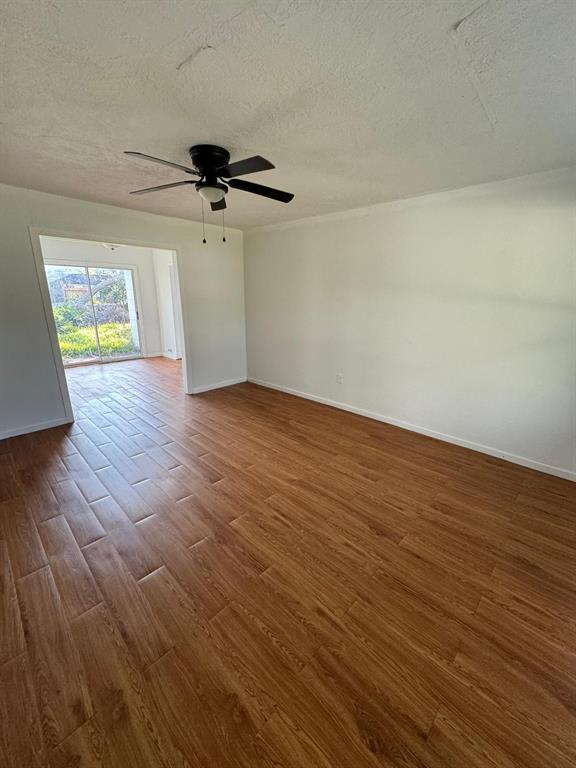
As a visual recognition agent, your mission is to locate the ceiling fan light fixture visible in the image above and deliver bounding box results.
[125,146,294,211]
[196,181,228,204]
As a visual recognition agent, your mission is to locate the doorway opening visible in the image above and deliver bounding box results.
[38,235,185,374]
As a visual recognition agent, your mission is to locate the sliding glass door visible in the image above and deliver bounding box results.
[45,264,142,366]
[87,267,141,361]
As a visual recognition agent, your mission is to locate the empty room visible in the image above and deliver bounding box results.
[0,1,575,767]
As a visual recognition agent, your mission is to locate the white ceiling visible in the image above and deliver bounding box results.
[1,0,574,229]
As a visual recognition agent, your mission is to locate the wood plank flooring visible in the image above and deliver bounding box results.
[1,356,575,767]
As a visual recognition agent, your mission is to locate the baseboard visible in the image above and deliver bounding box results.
[191,377,247,395]
[248,377,575,482]
[145,352,182,361]
[0,416,73,441]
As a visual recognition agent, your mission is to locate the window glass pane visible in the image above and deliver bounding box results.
[88,267,141,359]
[44,264,99,365]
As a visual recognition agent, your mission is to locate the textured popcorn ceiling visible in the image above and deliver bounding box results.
[1,0,574,229]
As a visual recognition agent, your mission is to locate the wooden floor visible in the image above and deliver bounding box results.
[1,358,575,767]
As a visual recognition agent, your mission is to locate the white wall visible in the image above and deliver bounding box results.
[244,167,576,480]
[152,248,181,359]
[40,237,165,357]
[0,183,246,438]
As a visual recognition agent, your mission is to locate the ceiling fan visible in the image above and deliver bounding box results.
[124,144,294,211]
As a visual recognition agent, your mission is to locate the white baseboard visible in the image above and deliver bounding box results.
[0,416,73,441]
[145,352,182,361]
[248,377,575,482]
[191,377,247,395]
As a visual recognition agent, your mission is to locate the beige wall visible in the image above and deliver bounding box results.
[244,167,576,479]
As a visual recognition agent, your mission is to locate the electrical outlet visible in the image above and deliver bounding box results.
[336,373,344,384]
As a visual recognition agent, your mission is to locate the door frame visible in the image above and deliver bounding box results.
[29,227,189,424]
[43,258,147,365]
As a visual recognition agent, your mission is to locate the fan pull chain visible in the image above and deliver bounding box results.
[222,210,226,243]
[201,199,206,244]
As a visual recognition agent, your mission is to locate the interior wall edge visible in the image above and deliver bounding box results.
[2,181,244,235]
[190,377,247,395]
[248,377,576,482]
[0,416,73,441]
[245,164,576,235]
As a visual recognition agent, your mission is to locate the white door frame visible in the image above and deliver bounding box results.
[29,228,190,424]
[169,262,184,359]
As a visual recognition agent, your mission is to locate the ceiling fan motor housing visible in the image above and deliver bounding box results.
[189,144,230,179]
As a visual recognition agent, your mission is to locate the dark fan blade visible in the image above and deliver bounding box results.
[228,178,294,203]
[211,198,227,211]
[124,151,197,175]
[219,155,275,178]
[130,181,194,195]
